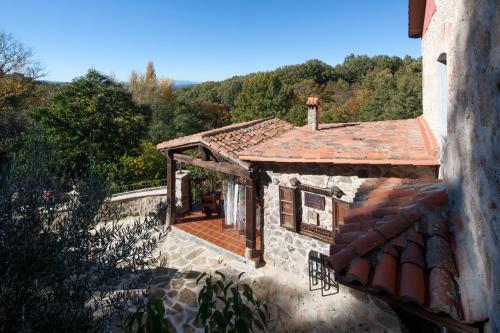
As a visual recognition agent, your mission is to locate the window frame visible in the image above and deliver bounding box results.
[278,185,298,232]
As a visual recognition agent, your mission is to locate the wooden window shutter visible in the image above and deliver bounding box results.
[332,198,349,232]
[279,186,298,232]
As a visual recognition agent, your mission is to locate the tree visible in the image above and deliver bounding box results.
[129,62,177,144]
[387,58,422,119]
[111,141,166,186]
[233,72,292,122]
[0,31,43,105]
[0,31,47,165]
[31,70,147,179]
[0,135,164,332]
[357,68,395,121]
[129,62,174,108]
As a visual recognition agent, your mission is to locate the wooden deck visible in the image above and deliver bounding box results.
[174,211,261,260]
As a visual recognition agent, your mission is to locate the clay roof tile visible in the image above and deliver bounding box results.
[327,179,466,322]
[428,268,463,320]
[426,235,457,276]
[401,241,426,268]
[350,230,386,256]
[405,228,425,247]
[371,253,398,296]
[399,262,425,305]
[345,258,371,285]
[328,247,357,272]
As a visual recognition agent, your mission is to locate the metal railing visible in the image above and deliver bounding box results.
[110,179,167,195]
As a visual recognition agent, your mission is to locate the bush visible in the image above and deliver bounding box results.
[0,135,165,332]
[196,271,270,333]
[125,294,172,333]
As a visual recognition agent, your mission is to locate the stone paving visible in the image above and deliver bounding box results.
[136,230,402,333]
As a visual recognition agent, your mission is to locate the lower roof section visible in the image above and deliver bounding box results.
[239,117,439,167]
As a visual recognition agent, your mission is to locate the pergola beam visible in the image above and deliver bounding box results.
[171,153,250,179]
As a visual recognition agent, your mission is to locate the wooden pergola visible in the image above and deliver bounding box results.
[159,142,258,259]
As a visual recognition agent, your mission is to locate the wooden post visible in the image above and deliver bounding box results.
[245,176,257,259]
[166,151,176,226]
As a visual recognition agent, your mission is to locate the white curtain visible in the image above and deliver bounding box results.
[223,177,246,231]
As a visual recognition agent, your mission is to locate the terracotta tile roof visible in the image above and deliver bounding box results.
[239,117,439,166]
[306,97,319,105]
[327,178,466,322]
[203,118,293,165]
[156,117,294,165]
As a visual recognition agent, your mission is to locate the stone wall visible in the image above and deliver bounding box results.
[261,170,363,276]
[422,0,499,329]
[109,191,167,218]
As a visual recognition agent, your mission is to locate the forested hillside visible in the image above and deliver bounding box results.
[148,55,422,144]
[1,31,422,187]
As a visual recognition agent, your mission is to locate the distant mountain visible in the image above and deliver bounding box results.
[38,80,69,86]
[38,79,198,89]
[173,80,198,88]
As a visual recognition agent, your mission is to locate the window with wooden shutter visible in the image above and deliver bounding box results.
[332,198,349,232]
[279,186,297,231]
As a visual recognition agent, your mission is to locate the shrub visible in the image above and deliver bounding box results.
[0,134,165,332]
[125,294,172,333]
[196,271,270,333]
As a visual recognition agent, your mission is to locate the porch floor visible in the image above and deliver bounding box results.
[173,210,262,261]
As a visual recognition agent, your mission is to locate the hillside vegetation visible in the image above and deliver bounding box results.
[148,55,422,143]
[1,31,422,187]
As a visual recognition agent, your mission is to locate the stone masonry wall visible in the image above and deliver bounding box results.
[262,170,363,277]
[110,193,167,218]
[422,0,499,329]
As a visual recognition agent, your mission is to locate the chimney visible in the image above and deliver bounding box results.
[306,97,319,131]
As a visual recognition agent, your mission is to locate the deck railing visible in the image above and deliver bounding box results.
[110,179,167,195]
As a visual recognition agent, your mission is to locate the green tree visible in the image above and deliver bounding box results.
[111,141,166,186]
[233,72,292,122]
[387,57,422,119]
[31,70,147,179]
[357,68,395,121]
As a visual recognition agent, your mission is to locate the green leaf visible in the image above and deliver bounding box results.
[215,270,226,281]
[197,272,208,284]
[213,310,227,332]
[257,308,267,327]
[235,318,250,333]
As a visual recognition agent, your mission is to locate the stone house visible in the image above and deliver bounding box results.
[156,0,498,331]
[156,101,438,261]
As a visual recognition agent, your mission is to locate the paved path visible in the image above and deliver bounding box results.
[137,230,401,333]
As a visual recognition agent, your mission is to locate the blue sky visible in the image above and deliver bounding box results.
[2,0,421,83]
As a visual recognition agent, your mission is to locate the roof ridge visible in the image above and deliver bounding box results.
[201,116,276,139]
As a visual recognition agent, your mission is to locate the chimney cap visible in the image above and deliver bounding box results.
[306,97,319,106]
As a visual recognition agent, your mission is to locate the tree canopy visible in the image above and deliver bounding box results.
[31,70,147,179]
[158,55,422,130]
